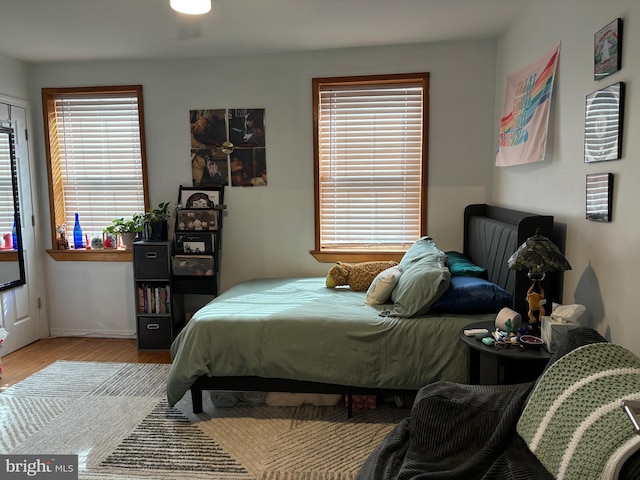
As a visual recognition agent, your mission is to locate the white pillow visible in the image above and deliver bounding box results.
[365,265,402,305]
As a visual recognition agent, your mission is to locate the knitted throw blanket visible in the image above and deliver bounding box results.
[517,343,640,480]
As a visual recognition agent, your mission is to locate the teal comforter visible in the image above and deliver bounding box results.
[167,277,490,406]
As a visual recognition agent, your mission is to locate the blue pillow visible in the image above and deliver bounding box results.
[430,276,512,314]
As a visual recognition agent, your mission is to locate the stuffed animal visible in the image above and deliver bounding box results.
[56,224,69,250]
[526,284,546,326]
[326,260,398,292]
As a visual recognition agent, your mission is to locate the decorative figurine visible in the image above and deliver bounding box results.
[56,224,69,250]
[526,284,546,331]
[505,318,515,336]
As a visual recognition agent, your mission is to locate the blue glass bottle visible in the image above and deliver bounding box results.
[12,216,17,250]
[73,212,84,249]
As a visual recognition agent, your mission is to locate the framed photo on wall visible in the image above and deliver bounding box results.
[594,18,622,80]
[584,82,625,163]
[586,173,613,222]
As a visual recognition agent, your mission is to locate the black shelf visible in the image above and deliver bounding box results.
[132,241,184,350]
[168,184,226,326]
[173,275,218,295]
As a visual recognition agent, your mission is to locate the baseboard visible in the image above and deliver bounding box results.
[49,328,136,339]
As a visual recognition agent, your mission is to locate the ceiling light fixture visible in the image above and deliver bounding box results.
[170,0,211,15]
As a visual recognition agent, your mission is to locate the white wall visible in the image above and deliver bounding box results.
[494,0,639,352]
[0,54,29,100]
[26,40,498,337]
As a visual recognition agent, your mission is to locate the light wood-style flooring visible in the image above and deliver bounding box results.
[0,337,171,392]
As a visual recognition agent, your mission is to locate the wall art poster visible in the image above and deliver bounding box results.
[584,82,625,163]
[586,173,613,222]
[594,18,622,81]
[190,108,267,187]
[496,43,560,167]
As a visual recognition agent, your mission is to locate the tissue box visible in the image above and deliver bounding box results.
[541,316,581,353]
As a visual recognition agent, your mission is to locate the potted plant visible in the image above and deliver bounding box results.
[143,202,173,241]
[103,214,144,249]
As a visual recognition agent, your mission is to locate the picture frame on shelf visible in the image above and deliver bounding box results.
[172,255,215,276]
[174,232,216,254]
[176,209,218,231]
[594,18,622,81]
[178,185,224,209]
[586,173,613,222]
[584,82,625,163]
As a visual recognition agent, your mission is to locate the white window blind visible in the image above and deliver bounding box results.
[54,93,145,237]
[0,129,13,235]
[317,81,424,251]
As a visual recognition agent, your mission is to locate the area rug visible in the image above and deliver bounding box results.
[0,360,408,479]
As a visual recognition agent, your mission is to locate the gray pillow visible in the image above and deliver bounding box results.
[391,252,451,317]
[399,236,442,270]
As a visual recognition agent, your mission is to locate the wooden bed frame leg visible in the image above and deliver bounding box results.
[191,388,203,413]
[347,392,353,418]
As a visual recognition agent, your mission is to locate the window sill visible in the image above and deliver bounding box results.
[0,250,18,261]
[310,250,404,264]
[46,249,132,262]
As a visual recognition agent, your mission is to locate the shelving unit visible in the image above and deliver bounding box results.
[133,240,184,350]
[171,184,225,300]
[132,185,226,350]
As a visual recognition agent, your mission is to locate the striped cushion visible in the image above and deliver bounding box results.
[517,343,640,479]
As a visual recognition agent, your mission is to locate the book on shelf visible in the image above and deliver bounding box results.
[137,283,171,314]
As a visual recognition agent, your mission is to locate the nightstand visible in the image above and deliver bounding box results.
[459,320,552,385]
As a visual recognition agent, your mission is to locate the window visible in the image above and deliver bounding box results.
[312,73,429,262]
[42,85,149,259]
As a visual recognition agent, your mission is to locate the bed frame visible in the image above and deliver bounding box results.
[188,204,556,416]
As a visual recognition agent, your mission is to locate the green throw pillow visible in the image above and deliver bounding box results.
[445,251,488,278]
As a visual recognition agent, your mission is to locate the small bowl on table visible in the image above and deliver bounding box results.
[519,334,545,350]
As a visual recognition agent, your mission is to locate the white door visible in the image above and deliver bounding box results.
[0,97,41,355]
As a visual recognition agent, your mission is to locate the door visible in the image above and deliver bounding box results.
[0,97,41,355]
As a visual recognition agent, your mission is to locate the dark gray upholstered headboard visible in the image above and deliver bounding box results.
[463,204,554,317]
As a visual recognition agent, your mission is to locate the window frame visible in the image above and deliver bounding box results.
[311,72,429,263]
[41,85,150,261]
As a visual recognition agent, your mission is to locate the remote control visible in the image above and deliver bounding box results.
[463,328,489,337]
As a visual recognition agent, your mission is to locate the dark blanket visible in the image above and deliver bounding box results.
[357,328,611,480]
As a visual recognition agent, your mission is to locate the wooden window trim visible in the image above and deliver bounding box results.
[310,73,429,263]
[42,85,149,261]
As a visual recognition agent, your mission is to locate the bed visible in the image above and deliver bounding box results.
[167,204,555,414]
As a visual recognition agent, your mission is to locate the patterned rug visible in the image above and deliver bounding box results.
[0,361,408,479]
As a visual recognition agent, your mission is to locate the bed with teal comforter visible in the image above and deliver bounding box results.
[167,276,492,407]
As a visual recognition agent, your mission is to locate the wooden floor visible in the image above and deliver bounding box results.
[0,337,171,392]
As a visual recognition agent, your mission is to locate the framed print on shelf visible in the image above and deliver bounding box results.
[178,184,224,209]
[586,173,613,222]
[584,82,625,163]
[594,18,622,80]
[174,232,216,254]
[176,209,218,231]
[172,255,215,276]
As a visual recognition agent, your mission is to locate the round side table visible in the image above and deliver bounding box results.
[459,320,552,385]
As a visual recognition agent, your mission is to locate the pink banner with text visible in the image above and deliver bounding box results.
[496,43,560,167]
